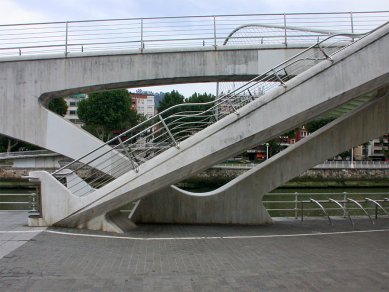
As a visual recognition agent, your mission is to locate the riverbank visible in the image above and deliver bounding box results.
[1,166,388,189]
[0,177,37,189]
[178,167,389,189]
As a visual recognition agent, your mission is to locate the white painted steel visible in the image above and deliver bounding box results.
[0,11,388,59]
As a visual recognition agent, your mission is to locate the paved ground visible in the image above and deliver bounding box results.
[0,212,45,259]
[0,212,388,291]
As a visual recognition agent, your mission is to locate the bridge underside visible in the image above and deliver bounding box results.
[131,91,389,226]
[0,47,303,162]
[24,23,389,232]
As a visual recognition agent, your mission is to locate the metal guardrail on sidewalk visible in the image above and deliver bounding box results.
[264,192,389,223]
[313,160,389,169]
[215,161,389,169]
[0,150,54,159]
[0,190,40,212]
[0,11,388,58]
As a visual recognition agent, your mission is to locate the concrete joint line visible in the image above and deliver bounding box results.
[43,228,389,241]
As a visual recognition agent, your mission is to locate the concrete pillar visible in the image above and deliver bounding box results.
[132,91,389,225]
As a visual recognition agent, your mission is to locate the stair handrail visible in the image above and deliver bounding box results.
[52,31,367,178]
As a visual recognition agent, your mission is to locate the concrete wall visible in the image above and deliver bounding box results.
[133,91,389,224]
[176,167,389,187]
[0,47,302,162]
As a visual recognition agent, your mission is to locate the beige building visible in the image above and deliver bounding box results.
[131,93,156,118]
[64,94,87,127]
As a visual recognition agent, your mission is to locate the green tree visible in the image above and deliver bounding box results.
[268,139,283,157]
[157,90,185,113]
[0,135,41,153]
[77,89,138,141]
[305,117,336,133]
[186,92,214,104]
[48,97,68,116]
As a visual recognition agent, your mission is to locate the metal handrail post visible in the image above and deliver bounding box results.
[213,16,217,49]
[159,114,179,149]
[118,136,139,172]
[343,192,347,217]
[375,203,378,219]
[350,12,355,41]
[140,18,144,52]
[347,198,374,224]
[294,192,298,219]
[310,198,333,225]
[329,198,354,226]
[301,201,304,221]
[272,69,287,87]
[350,12,354,34]
[65,22,69,57]
[283,14,287,46]
[365,198,389,218]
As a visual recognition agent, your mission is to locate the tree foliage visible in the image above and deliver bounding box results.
[48,97,68,116]
[77,89,139,141]
[186,92,214,104]
[0,135,41,153]
[305,117,336,133]
[157,90,185,113]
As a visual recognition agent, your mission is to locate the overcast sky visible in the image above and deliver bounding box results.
[1,0,388,96]
[1,0,389,24]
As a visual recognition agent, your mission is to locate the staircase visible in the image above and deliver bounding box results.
[52,33,359,196]
[28,22,389,231]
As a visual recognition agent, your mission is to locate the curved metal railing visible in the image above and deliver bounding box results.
[0,11,388,58]
[50,31,369,196]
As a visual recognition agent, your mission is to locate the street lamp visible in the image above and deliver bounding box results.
[266,143,269,160]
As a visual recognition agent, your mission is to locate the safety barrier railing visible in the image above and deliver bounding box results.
[215,160,389,169]
[0,185,41,213]
[51,29,371,196]
[313,160,389,169]
[264,192,389,224]
[0,11,388,58]
[0,150,54,158]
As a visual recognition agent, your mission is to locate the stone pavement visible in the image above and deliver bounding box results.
[0,212,45,260]
[0,212,388,291]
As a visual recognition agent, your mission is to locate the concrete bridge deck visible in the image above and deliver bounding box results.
[0,211,388,291]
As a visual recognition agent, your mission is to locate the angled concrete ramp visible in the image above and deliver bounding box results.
[30,23,389,231]
[132,90,389,224]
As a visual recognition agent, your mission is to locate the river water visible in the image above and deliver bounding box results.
[0,186,37,211]
[1,184,388,217]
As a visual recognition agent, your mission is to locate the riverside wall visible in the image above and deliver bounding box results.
[177,167,389,188]
[1,166,388,186]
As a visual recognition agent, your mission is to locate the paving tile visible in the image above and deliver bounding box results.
[0,211,388,291]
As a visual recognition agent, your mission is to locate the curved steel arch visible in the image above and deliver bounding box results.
[223,23,353,45]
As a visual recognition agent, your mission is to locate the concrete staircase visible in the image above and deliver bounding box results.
[29,23,389,231]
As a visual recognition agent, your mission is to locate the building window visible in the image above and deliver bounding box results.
[69,101,77,106]
[69,110,77,115]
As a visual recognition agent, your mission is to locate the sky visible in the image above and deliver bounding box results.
[1,0,388,97]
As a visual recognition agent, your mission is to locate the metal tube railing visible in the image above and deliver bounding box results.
[0,11,388,58]
[263,192,389,224]
[51,30,370,196]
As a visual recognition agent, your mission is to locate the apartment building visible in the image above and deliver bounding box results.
[131,93,156,118]
[64,93,87,127]
[367,133,389,160]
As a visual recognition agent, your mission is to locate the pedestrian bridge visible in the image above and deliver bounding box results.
[0,12,388,231]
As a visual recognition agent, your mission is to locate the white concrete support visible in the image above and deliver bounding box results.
[51,23,389,230]
[0,47,298,173]
[0,48,286,157]
[132,91,389,225]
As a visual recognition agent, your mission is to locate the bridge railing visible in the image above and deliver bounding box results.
[0,11,388,58]
[215,160,389,170]
[0,150,53,158]
[50,30,369,196]
[264,192,389,223]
